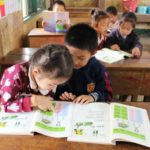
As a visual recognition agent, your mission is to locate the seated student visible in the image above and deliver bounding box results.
[106,6,119,32]
[0,44,73,112]
[55,23,113,103]
[90,9,110,50]
[42,0,70,29]
[105,12,143,58]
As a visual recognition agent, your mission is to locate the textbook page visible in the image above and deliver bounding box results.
[95,48,132,64]
[110,103,150,147]
[68,103,113,144]
[33,102,73,138]
[0,111,36,135]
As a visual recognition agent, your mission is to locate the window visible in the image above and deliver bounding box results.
[22,0,46,19]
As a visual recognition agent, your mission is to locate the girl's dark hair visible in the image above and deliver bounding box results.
[30,44,73,78]
[119,12,137,28]
[106,6,118,16]
[90,9,109,22]
[65,23,98,53]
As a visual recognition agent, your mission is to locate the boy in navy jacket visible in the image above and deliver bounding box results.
[55,23,112,103]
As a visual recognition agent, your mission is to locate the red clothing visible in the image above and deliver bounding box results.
[0,62,54,112]
[97,36,107,50]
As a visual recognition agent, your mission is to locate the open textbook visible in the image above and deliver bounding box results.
[42,10,69,32]
[95,48,132,63]
[0,102,150,147]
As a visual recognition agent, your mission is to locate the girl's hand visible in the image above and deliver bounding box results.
[31,95,54,111]
[59,92,76,101]
[131,47,141,58]
[111,44,120,51]
[73,95,94,104]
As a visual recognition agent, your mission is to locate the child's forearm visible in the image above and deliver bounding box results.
[0,96,32,112]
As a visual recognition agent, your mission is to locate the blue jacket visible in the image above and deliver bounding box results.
[55,57,112,102]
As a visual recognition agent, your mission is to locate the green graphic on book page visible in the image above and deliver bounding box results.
[113,104,145,140]
[35,102,71,132]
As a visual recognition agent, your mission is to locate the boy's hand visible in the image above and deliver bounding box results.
[59,92,76,101]
[73,95,94,104]
[111,44,120,51]
[31,95,54,111]
[131,47,141,58]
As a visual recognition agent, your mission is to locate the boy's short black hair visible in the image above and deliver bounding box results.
[48,0,66,10]
[65,23,98,52]
[120,12,137,28]
[53,0,65,8]
[106,6,118,16]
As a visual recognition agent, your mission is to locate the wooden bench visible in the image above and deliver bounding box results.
[0,48,150,101]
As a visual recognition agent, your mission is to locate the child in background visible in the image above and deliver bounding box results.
[55,23,112,103]
[49,0,66,12]
[42,0,70,29]
[105,12,143,58]
[0,44,73,112]
[106,6,119,32]
[90,9,110,50]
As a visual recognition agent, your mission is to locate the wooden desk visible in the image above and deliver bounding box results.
[0,48,38,77]
[0,102,149,150]
[0,48,150,101]
[28,28,65,47]
[104,51,150,101]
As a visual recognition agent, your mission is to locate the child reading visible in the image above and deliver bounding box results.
[106,6,119,32]
[90,9,110,50]
[49,0,66,12]
[0,44,73,112]
[42,0,70,30]
[55,23,112,103]
[105,12,143,58]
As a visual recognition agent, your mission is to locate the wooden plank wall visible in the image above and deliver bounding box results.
[0,11,42,58]
[0,11,23,57]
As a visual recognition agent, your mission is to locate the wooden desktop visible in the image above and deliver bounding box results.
[28,28,65,47]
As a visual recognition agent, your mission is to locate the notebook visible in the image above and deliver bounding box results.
[95,48,133,64]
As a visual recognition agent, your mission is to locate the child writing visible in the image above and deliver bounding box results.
[55,23,112,103]
[90,9,110,50]
[0,44,73,112]
[42,0,70,29]
[105,12,143,58]
[106,6,119,32]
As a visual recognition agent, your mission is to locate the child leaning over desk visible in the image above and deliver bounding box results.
[0,44,73,112]
[106,6,119,32]
[105,12,143,58]
[90,9,110,50]
[55,23,113,103]
[42,0,70,29]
